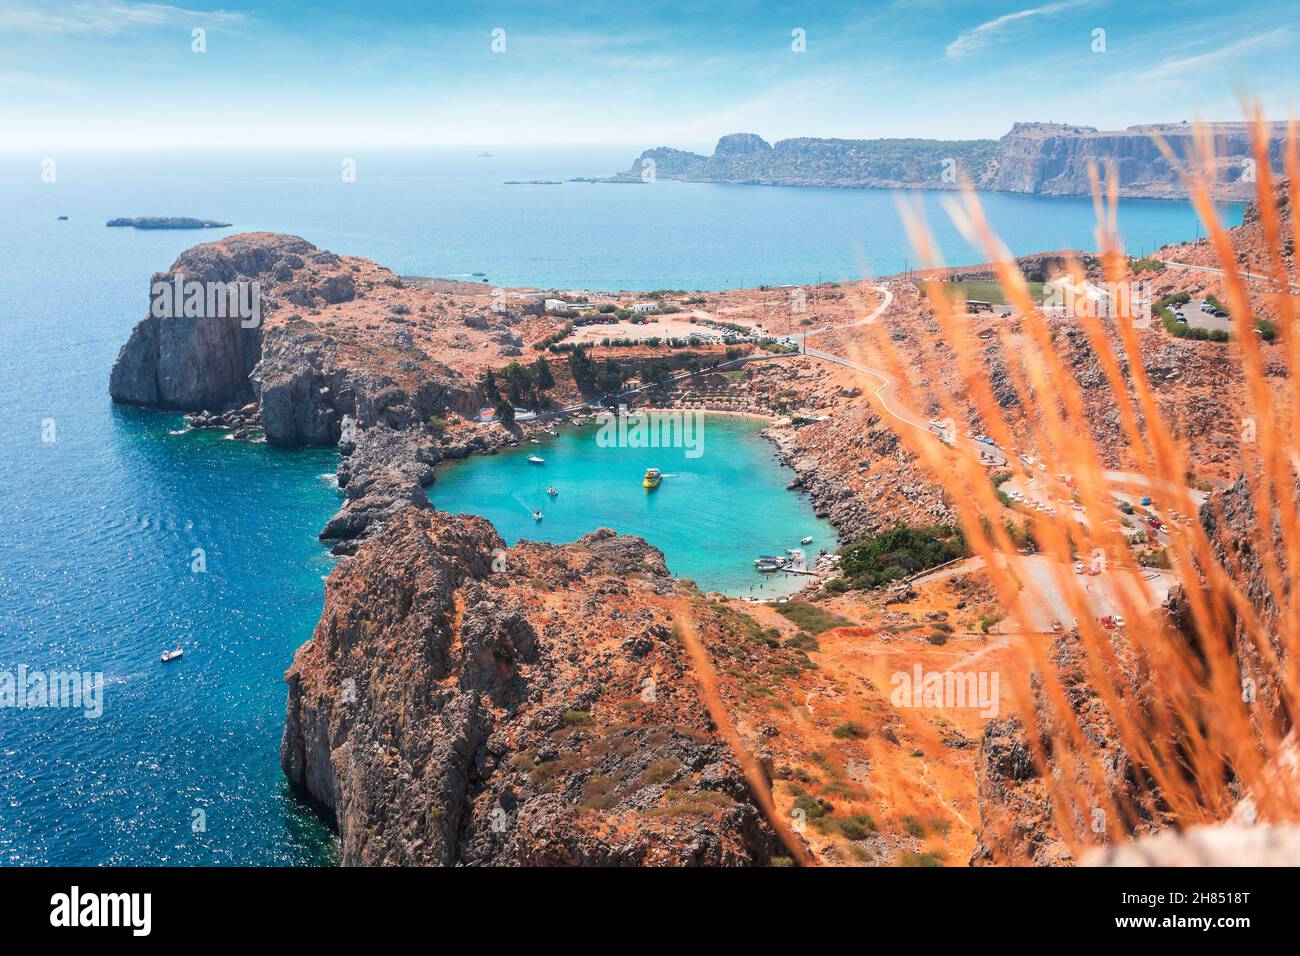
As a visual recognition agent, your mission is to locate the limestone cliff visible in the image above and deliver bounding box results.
[109,232,564,550]
[281,508,784,866]
[609,123,1285,199]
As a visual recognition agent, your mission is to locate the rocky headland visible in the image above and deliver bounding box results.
[109,232,563,553]
[280,507,792,865]
[605,122,1285,200]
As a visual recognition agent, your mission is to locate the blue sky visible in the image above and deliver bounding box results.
[1,0,1297,149]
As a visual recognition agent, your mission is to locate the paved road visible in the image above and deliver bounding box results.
[794,285,1010,466]
[1157,258,1297,292]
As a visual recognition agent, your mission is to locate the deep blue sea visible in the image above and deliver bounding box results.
[0,148,1242,865]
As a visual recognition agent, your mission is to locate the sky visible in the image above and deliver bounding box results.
[1,0,1297,150]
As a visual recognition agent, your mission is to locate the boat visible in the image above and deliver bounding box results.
[753,555,789,567]
[642,467,662,489]
[160,648,183,663]
[527,455,545,464]
[529,438,540,444]
[546,487,558,496]
[755,560,784,573]
[472,270,487,276]
[532,510,544,521]
[801,536,813,545]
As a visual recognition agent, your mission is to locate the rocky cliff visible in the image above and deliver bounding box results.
[281,508,785,865]
[110,233,567,551]
[609,122,1285,199]
[608,132,997,189]
[989,122,1281,200]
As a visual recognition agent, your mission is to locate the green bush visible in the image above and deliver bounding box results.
[774,602,854,635]
[839,524,967,590]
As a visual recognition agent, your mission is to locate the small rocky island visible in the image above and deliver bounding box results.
[106,216,232,229]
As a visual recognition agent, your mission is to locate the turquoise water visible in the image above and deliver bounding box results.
[0,150,1238,865]
[430,416,835,600]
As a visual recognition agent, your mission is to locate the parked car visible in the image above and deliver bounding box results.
[1100,615,1117,629]
[1074,562,1085,574]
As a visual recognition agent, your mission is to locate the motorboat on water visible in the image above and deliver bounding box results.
[532,510,544,521]
[527,455,545,464]
[160,648,183,663]
[753,554,789,572]
[801,536,813,545]
[546,487,558,496]
[642,467,662,489]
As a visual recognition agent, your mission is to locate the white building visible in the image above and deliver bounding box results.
[629,301,659,313]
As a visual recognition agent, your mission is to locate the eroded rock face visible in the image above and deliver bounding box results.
[970,628,1164,866]
[107,234,290,408]
[281,509,777,866]
[989,122,1282,200]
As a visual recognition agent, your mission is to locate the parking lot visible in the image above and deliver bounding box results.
[1175,298,1231,333]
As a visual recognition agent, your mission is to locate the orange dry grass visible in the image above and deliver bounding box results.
[835,113,1300,858]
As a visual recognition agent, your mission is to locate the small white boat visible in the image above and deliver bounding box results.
[801,536,813,545]
[529,438,540,444]
[546,487,558,496]
[532,510,544,521]
[160,648,183,663]
[527,455,545,464]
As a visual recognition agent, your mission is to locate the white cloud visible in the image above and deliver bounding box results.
[0,1,245,35]
[946,1,1091,59]
[1136,27,1295,84]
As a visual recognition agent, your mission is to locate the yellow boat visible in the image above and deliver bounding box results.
[642,467,662,489]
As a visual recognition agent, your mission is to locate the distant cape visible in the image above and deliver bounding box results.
[602,123,1285,201]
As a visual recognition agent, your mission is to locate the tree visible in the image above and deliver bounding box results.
[532,356,555,390]
[482,369,500,403]
[502,360,533,406]
[569,345,596,386]
[495,399,515,425]
[594,359,626,394]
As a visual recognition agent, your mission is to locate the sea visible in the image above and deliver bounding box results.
[0,147,1243,864]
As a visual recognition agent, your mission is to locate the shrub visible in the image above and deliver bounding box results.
[839,524,967,589]
[774,602,854,634]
